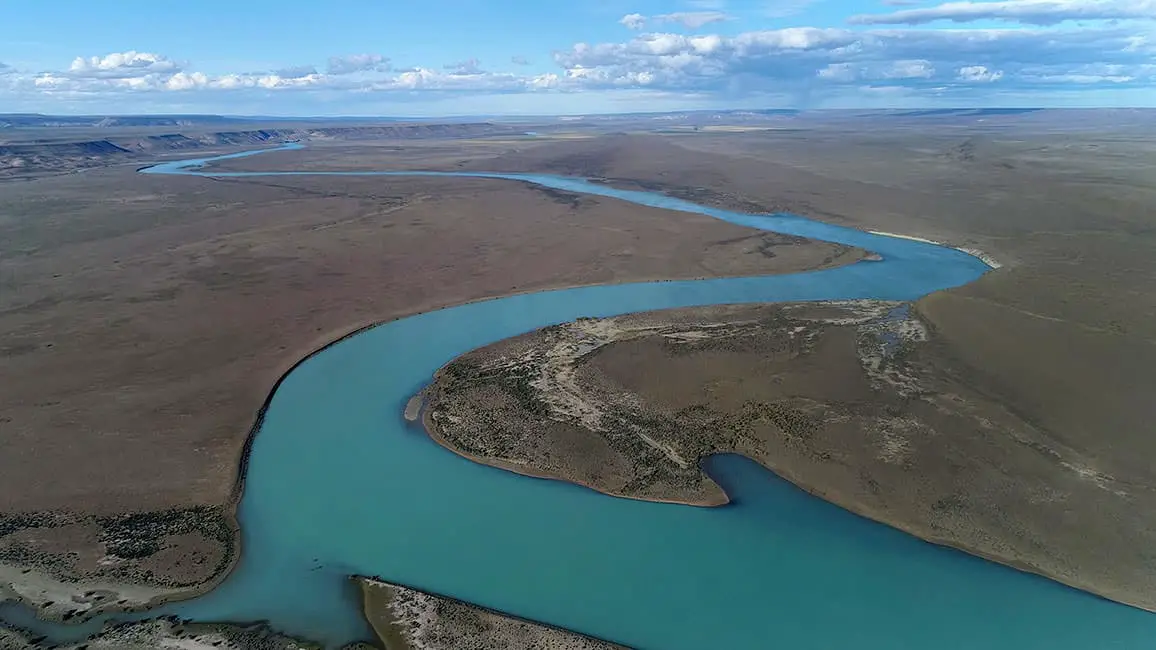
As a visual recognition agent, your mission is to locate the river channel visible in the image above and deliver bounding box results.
[3,143,1154,649]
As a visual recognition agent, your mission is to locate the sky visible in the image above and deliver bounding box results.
[1,0,1154,116]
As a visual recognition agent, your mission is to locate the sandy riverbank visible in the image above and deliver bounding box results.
[867,230,1003,268]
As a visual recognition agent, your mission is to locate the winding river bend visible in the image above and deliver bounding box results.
[5,144,1155,649]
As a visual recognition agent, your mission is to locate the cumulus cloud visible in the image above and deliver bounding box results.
[164,72,209,91]
[958,64,1004,81]
[620,13,647,29]
[68,51,181,78]
[850,0,1156,25]
[326,53,390,75]
[550,23,1154,97]
[7,21,1154,107]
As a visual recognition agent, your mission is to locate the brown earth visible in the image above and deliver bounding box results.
[0,140,862,614]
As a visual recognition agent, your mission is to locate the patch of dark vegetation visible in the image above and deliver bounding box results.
[438,362,550,417]
[528,185,585,209]
[615,177,780,214]
[0,512,70,538]
[98,506,229,562]
[0,505,234,590]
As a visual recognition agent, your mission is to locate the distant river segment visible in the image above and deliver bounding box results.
[4,143,1154,649]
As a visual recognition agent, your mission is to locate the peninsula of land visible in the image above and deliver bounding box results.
[423,299,1156,613]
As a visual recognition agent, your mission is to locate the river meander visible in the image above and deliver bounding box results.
[4,143,1155,649]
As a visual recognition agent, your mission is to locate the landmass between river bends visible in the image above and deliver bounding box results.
[419,299,1156,616]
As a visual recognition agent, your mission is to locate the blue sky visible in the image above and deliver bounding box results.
[1,0,1154,115]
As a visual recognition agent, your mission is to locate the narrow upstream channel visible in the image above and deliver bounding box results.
[4,144,1155,649]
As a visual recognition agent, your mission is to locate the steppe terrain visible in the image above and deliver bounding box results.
[0,128,859,623]
[3,111,1155,645]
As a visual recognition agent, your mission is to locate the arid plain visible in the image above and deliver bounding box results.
[2,113,1156,647]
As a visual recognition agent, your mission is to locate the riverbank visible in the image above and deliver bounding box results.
[358,577,627,650]
[866,230,1003,269]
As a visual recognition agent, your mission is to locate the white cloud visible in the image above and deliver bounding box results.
[326,54,390,75]
[620,13,647,29]
[620,11,731,30]
[68,51,180,78]
[511,55,530,65]
[165,72,209,91]
[5,22,1153,110]
[958,64,1004,81]
[851,0,1156,25]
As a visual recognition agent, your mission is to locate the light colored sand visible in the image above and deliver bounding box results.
[0,563,170,622]
[868,230,1003,268]
[404,394,425,422]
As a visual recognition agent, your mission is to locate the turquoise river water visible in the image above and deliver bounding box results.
[3,143,1154,649]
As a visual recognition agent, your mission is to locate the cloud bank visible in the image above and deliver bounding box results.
[851,0,1156,25]
[4,0,1155,112]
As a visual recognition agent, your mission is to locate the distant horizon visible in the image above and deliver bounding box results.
[7,106,1156,122]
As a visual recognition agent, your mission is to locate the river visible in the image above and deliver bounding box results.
[3,143,1154,649]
